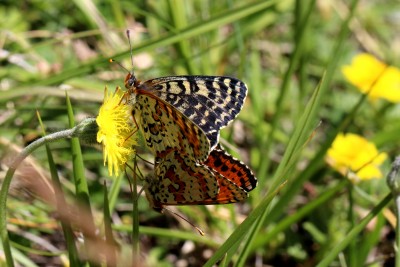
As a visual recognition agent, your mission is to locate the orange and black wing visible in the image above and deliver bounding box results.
[139,76,248,149]
[133,93,210,162]
[145,147,256,210]
[204,144,257,193]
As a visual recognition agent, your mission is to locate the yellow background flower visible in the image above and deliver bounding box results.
[326,133,387,182]
[342,53,400,102]
[96,86,137,177]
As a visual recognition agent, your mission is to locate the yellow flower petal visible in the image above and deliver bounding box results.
[342,53,400,103]
[96,86,137,177]
[326,133,387,182]
[373,67,400,102]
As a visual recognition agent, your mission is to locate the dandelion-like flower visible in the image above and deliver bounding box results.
[342,53,400,102]
[96,86,137,177]
[326,133,387,182]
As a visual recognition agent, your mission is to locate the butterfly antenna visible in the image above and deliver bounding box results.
[108,29,136,77]
[162,207,205,236]
[126,29,135,76]
[109,58,130,73]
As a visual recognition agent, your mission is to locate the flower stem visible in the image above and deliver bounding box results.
[395,195,400,267]
[0,128,76,266]
[386,156,400,267]
[132,157,140,264]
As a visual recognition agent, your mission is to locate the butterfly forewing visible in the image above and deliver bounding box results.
[133,93,210,162]
[139,76,248,149]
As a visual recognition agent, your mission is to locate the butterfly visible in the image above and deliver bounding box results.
[145,145,257,211]
[124,74,247,162]
[123,73,257,210]
[119,30,255,209]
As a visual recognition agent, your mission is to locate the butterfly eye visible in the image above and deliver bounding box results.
[124,73,137,89]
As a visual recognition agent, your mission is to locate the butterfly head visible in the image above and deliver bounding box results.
[124,72,140,90]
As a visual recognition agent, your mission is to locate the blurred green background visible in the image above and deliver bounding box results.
[1,0,399,266]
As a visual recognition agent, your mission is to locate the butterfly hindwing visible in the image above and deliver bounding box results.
[204,145,257,193]
[146,149,220,209]
[146,147,255,209]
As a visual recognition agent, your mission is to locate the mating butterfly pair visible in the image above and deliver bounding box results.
[124,66,257,211]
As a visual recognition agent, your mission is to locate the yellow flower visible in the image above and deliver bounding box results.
[326,133,387,182]
[96,86,137,177]
[342,53,400,102]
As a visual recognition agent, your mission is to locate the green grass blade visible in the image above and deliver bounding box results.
[65,92,96,264]
[66,92,92,210]
[107,172,123,214]
[262,0,360,226]
[2,246,38,267]
[103,183,117,266]
[28,0,279,87]
[37,112,80,266]
[235,73,324,266]
[107,0,125,28]
[203,182,286,267]
[252,179,349,251]
[316,193,391,267]
[131,159,140,263]
[167,0,198,74]
[357,213,386,265]
[257,0,317,179]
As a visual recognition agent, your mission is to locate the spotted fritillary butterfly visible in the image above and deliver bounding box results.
[120,30,257,209]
